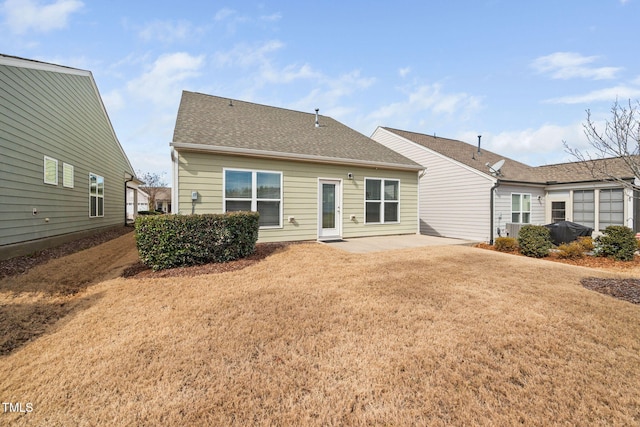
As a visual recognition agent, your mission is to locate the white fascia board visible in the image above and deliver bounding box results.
[171,141,424,172]
[372,127,496,183]
[0,54,90,77]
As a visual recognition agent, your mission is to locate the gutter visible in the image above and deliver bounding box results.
[170,142,423,172]
[489,179,500,245]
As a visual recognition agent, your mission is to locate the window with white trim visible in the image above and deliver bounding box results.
[573,190,594,229]
[598,188,624,229]
[365,178,399,224]
[63,163,74,188]
[89,173,104,217]
[511,193,531,223]
[44,156,58,185]
[224,169,282,228]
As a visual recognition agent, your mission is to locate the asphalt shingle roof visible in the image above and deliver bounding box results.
[172,91,421,170]
[382,127,637,184]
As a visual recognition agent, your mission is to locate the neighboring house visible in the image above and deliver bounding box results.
[141,186,171,213]
[171,91,423,242]
[127,188,149,220]
[371,127,638,243]
[0,54,141,259]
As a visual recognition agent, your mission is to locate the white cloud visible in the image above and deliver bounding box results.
[127,52,205,105]
[367,83,482,122]
[214,40,284,68]
[1,0,83,34]
[138,20,202,43]
[398,67,411,78]
[260,13,281,22]
[102,89,124,113]
[532,52,621,80]
[464,122,588,166]
[545,85,640,104]
[214,7,235,21]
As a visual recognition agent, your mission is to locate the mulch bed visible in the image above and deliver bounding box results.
[475,243,640,305]
[580,277,640,304]
[122,242,293,278]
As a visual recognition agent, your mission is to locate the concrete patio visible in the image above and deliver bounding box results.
[321,234,477,253]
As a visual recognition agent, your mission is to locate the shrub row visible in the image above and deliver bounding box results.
[134,212,259,271]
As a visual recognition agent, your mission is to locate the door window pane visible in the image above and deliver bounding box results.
[322,183,335,229]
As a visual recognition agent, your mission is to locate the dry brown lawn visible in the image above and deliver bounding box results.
[1,234,640,425]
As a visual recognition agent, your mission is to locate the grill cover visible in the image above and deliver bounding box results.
[544,221,593,245]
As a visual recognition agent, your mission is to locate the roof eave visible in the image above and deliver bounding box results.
[170,142,423,171]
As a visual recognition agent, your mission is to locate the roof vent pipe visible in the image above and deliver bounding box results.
[477,135,482,154]
[315,108,320,127]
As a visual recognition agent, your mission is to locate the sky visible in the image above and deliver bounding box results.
[2,0,640,182]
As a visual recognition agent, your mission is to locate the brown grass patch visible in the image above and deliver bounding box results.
[1,239,640,425]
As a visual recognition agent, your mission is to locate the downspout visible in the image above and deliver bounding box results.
[489,179,500,244]
[417,168,427,234]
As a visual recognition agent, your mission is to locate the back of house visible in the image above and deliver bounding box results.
[171,91,423,242]
[0,54,139,259]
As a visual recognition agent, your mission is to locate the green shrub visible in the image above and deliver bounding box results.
[494,237,518,252]
[595,225,637,261]
[577,236,594,252]
[556,241,585,259]
[517,225,552,258]
[134,212,259,270]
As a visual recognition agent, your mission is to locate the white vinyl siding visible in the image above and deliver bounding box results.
[44,156,57,185]
[223,168,283,228]
[371,127,493,241]
[63,163,74,188]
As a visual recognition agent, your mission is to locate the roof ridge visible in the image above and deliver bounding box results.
[183,90,327,120]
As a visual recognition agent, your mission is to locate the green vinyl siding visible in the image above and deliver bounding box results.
[176,151,418,242]
[0,60,134,247]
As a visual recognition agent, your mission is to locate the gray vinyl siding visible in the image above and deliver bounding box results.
[175,151,418,242]
[0,61,134,246]
[372,127,492,241]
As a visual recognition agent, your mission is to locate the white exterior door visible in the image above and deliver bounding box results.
[318,179,342,240]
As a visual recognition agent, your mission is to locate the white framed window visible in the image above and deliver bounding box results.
[89,173,104,217]
[573,190,594,229]
[223,168,282,228]
[598,188,624,229]
[44,156,58,185]
[511,193,531,224]
[63,163,74,188]
[365,178,400,224]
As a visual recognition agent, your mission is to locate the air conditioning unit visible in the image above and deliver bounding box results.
[506,223,525,238]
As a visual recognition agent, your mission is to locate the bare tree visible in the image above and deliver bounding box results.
[138,171,168,211]
[564,99,640,191]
